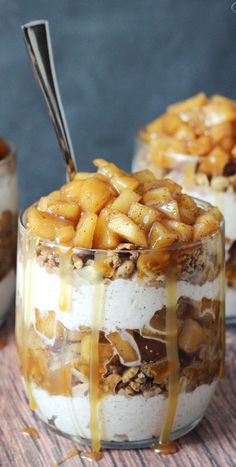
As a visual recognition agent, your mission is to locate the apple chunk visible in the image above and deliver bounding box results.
[27,206,75,243]
[73,212,98,248]
[108,211,148,248]
[128,202,161,231]
[111,190,141,214]
[149,221,177,249]
[78,177,113,213]
[93,208,120,249]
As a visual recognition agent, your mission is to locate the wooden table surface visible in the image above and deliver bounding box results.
[0,313,235,467]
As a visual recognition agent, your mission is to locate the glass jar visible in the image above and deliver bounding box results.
[0,142,17,324]
[133,132,235,323]
[16,203,224,452]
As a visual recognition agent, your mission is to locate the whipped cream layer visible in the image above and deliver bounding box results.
[0,269,15,322]
[32,382,216,442]
[18,260,221,334]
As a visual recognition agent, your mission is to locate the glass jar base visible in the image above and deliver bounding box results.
[38,413,203,450]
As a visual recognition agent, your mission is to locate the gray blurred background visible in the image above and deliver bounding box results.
[0,0,236,207]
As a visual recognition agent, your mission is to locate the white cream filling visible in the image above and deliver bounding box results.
[17,260,220,333]
[32,382,216,442]
[0,269,15,321]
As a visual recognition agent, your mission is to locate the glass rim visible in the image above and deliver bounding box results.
[18,198,225,254]
[0,141,16,167]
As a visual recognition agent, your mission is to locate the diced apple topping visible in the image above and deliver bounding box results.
[149,221,177,249]
[193,211,220,241]
[93,208,120,249]
[128,202,161,231]
[27,159,221,248]
[73,212,97,248]
[27,206,75,243]
[108,211,148,248]
[140,93,236,177]
[111,190,141,214]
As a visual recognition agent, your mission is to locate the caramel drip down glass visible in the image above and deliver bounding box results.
[15,202,225,451]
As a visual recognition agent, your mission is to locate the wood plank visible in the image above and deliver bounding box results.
[0,313,235,467]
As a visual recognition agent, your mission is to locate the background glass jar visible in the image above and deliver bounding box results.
[0,141,17,324]
[16,202,224,452]
[133,132,235,323]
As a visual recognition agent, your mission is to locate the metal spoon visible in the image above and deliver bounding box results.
[22,20,77,181]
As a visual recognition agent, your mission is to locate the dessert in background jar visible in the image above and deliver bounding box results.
[16,160,224,455]
[133,93,236,322]
[0,138,17,324]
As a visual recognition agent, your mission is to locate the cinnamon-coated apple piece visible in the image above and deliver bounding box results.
[143,187,172,206]
[203,99,236,126]
[93,208,120,249]
[150,135,187,169]
[199,146,230,176]
[27,206,75,243]
[48,201,81,221]
[108,211,148,248]
[111,175,139,193]
[73,172,95,180]
[93,158,126,179]
[128,202,161,231]
[73,212,98,248]
[178,193,199,225]
[142,178,181,197]
[167,92,207,115]
[78,177,114,213]
[111,189,141,214]
[163,220,193,242]
[132,169,156,183]
[193,211,220,241]
[158,199,180,221]
[149,221,177,249]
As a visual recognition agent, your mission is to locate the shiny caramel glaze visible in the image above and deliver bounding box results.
[52,448,80,467]
[20,427,39,439]
[26,158,222,250]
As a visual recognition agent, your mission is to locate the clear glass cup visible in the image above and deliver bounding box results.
[133,131,235,323]
[16,203,225,451]
[0,143,17,324]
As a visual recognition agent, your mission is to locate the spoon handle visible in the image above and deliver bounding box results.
[22,20,77,181]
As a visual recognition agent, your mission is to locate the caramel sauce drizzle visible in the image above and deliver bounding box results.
[21,427,39,439]
[154,274,179,454]
[89,277,105,454]
[59,254,72,312]
[52,448,80,467]
[21,235,37,410]
[81,451,103,462]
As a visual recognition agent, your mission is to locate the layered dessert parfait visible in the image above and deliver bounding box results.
[16,159,224,454]
[0,138,17,324]
[133,93,236,321]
